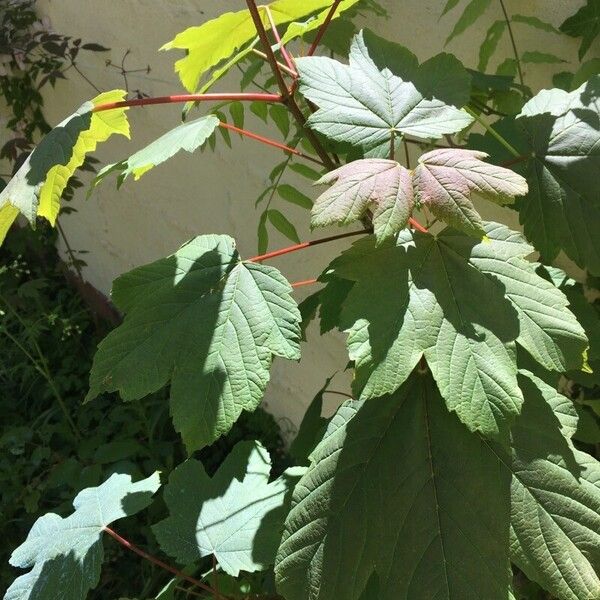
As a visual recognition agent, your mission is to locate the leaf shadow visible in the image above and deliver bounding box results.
[25,111,92,187]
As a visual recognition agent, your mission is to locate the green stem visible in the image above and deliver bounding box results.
[465,106,520,157]
[0,327,81,439]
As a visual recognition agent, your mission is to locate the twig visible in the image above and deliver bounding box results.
[252,49,297,77]
[219,122,324,166]
[103,527,221,597]
[245,0,336,170]
[465,106,521,157]
[92,92,282,112]
[263,5,297,75]
[409,217,428,233]
[248,229,370,263]
[291,278,318,289]
[308,0,343,56]
[56,219,84,280]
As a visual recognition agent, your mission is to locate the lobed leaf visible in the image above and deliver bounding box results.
[153,441,302,576]
[91,115,219,190]
[491,371,600,600]
[296,31,473,150]
[559,0,600,60]
[275,373,512,600]
[321,222,587,440]
[6,473,160,600]
[311,159,413,242]
[86,234,301,452]
[311,151,527,241]
[516,76,600,274]
[0,90,129,243]
[413,148,528,237]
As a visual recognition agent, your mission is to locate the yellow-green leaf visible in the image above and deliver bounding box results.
[0,90,130,244]
[162,0,352,93]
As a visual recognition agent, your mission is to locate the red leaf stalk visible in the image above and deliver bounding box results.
[103,527,219,597]
[92,92,282,113]
[219,122,324,166]
[248,229,369,263]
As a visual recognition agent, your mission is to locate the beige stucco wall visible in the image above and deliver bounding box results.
[24,0,591,429]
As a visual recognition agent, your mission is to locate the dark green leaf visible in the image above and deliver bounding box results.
[267,209,300,243]
[445,0,493,46]
[478,20,506,72]
[277,184,313,209]
[275,373,512,600]
[560,0,600,60]
[323,222,587,439]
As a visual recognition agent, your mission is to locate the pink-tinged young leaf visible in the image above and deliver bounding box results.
[312,159,414,243]
[413,148,528,237]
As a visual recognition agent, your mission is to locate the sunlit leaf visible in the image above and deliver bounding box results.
[153,441,301,576]
[91,115,219,190]
[6,473,160,600]
[311,159,413,242]
[0,90,129,243]
[516,76,600,273]
[322,222,587,439]
[296,32,473,150]
[413,148,528,237]
[87,234,301,451]
[162,0,353,92]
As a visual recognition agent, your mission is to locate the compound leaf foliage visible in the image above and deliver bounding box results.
[0,90,129,243]
[515,76,600,274]
[162,0,355,92]
[153,441,302,576]
[322,222,587,440]
[86,235,301,452]
[275,373,512,600]
[500,371,600,600]
[296,31,473,150]
[92,115,219,189]
[5,473,160,600]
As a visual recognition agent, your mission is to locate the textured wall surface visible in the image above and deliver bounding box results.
[28,0,589,429]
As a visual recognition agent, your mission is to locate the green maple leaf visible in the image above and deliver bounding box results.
[322,222,587,439]
[5,473,160,600]
[86,234,301,452]
[275,372,512,600]
[0,90,130,244]
[91,115,219,190]
[560,0,600,60]
[153,441,302,576]
[311,151,527,241]
[497,370,600,600]
[515,76,600,274]
[296,31,473,150]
